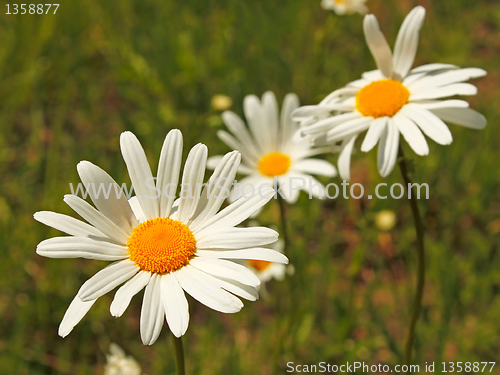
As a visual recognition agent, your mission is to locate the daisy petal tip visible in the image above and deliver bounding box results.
[58,327,71,338]
[169,128,182,136]
[360,144,371,153]
[414,5,426,16]
[119,131,137,145]
[63,194,77,202]
[170,329,182,338]
[475,68,488,78]
[276,252,289,264]
[109,304,122,318]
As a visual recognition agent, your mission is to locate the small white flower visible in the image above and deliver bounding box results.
[104,343,142,375]
[208,92,337,203]
[293,6,486,179]
[321,0,368,16]
[34,130,288,345]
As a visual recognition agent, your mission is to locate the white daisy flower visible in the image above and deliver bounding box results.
[293,6,487,179]
[207,91,337,203]
[104,343,142,375]
[321,0,368,16]
[34,130,288,345]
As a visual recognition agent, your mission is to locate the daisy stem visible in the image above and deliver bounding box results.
[171,333,186,375]
[277,195,290,252]
[398,146,425,366]
[273,194,294,371]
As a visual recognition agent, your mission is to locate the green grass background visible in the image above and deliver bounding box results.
[1,0,499,373]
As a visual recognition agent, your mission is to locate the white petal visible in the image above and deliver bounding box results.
[402,71,431,87]
[196,227,279,249]
[210,155,254,175]
[276,174,302,203]
[363,14,393,78]
[157,129,183,218]
[280,93,300,148]
[58,295,96,337]
[160,273,189,338]
[229,175,272,202]
[409,83,477,101]
[431,107,487,129]
[292,158,337,177]
[300,112,361,138]
[36,236,129,260]
[361,69,386,82]
[78,260,138,301]
[244,95,269,153]
[128,196,148,223]
[120,132,159,220]
[347,78,371,89]
[211,277,258,301]
[321,88,359,104]
[413,100,469,110]
[377,119,400,177]
[236,164,256,175]
[110,271,151,317]
[326,117,372,143]
[408,67,487,92]
[140,274,164,345]
[292,103,352,122]
[192,185,274,234]
[190,257,260,287]
[207,155,223,170]
[262,91,280,150]
[34,211,103,237]
[77,161,138,232]
[196,248,289,263]
[401,104,453,145]
[338,135,358,181]
[410,63,458,74]
[176,144,208,224]
[221,111,261,160]
[283,172,326,200]
[217,130,259,168]
[394,113,429,156]
[392,6,426,80]
[63,195,130,244]
[190,151,241,229]
[175,265,243,313]
[361,117,387,152]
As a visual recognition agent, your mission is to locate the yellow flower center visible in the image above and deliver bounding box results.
[356,79,410,118]
[127,217,196,274]
[249,259,272,272]
[258,152,291,177]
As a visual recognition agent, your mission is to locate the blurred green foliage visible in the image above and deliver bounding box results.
[0,0,500,374]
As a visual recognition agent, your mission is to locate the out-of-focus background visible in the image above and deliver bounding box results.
[1,0,499,373]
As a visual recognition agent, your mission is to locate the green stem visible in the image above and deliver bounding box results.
[277,195,290,252]
[171,333,185,375]
[398,147,426,366]
[273,194,293,372]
